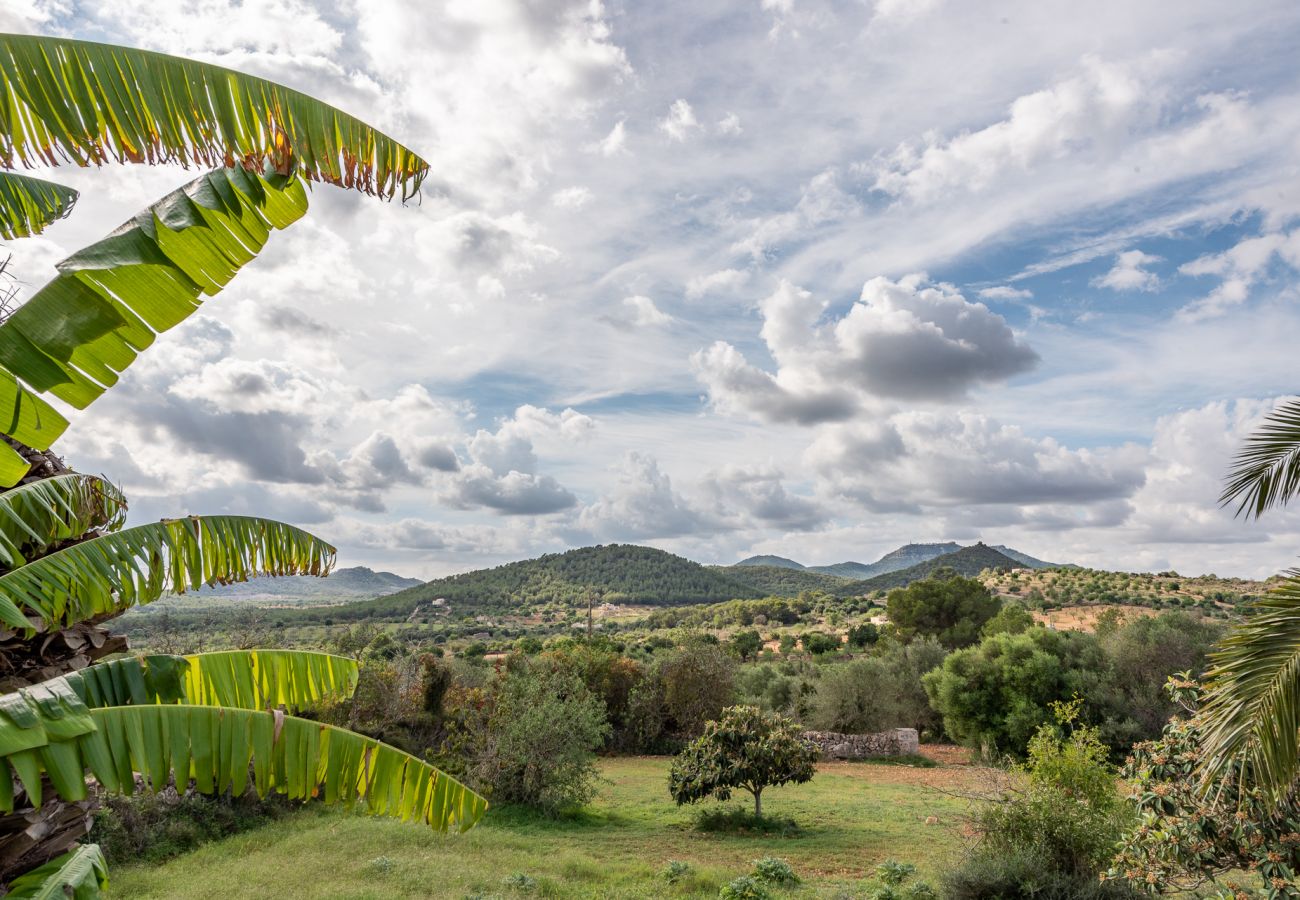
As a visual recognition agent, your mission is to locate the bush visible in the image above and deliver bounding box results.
[809,637,945,736]
[661,860,694,884]
[751,857,798,884]
[944,700,1137,898]
[469,663,610,814]
[94,788,297,865]
[669,706,816,819]
[886,571,1000,649]
[719,875,772,900]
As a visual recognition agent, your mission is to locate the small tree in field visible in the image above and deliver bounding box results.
[668,706,816,818]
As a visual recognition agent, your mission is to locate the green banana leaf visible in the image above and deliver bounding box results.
[3,843,107,899]
[0,473,126,571]
[0,33,427,200]
[0,515,335,635]
[0,171,77,239]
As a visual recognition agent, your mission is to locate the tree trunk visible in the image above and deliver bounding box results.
[752,788,762,818]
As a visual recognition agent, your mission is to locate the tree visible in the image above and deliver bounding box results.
[0,33,490,896]
[1106,679,1300,896]
[980,602,1035,638]
[668,706,816,818]
[730,629,763,660]
[846,622,879,648]
[1197,397,1300,800]
[886,571,1000,649]
[809,636,946,736]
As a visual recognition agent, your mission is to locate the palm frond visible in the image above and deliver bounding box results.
[0,166,308,416]
[58,650,358,713]
[0,171,76,239]
[1221,398,1300,520]
[3,843,107,899]
[0,33,427,200]
[0,515,334,635]
[0,473,125,571]
[1,705,487,833]
[1197,571,1300,801]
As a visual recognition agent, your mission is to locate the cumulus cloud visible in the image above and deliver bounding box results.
[1177,229,1300,321]
[578,452,704,539]
[622,295,674,326]
[659,99,700,141]
[685,268,750,299]
[698,464,825,530]
[806,411,1146,512]
[693,275,1038,424]
[1093,249,1162,292]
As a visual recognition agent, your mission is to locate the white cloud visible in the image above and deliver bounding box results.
[659,98,700,141]
[978,286,1033,300]
[717,112,743,136]
[1177,230,1300,320]
[693,275,1038,424]
[551,186,593,208]
[623,295,674,326]
[1093,249,1163,292]
[685,268,750,299]
[593,119,627,156]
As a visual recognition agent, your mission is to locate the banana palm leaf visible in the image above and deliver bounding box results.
[0,33,427,200]
[0,166,307,421]
[1197,571,1300,801]
[0,515,334,635]
[0,172,76,239]
[3,843,107,899]
[59,650,358,713]
[1220,398,1300,519]
[0,473,125,571]
[1,705,488,833]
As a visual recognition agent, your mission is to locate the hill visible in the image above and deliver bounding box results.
[806,561,875,578]
[840,544,1023,594]
[715,564,852,597]
[168,566,422,607]
[989,545,1060,569]
[304,545,764,622]
[735,555,805,570]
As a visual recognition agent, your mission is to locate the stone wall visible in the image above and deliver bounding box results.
[802,727,919,759]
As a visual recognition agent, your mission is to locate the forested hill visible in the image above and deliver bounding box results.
[840,544,1023,593]
[309,545,765,620]
[714,564,852,596]
[736,555,805,570]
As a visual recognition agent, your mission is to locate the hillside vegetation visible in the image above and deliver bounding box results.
[714,564,852,596]
[841,544,1024,593]
[301,544,763,622]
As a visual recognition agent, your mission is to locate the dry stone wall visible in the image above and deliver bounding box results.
[802,728,919,759]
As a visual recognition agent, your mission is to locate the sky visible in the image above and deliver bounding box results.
[3,0,1300,579]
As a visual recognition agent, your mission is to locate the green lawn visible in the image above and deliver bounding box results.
[110,756,980,898]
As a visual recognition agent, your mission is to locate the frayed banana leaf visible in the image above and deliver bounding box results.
[1198,571,1300,802]
[60,650,358,713]
[0,473,125,571]
[3,843,107,899]
[3,705,488,833]
[0,166,307,415]
[0,515,334,635]
[0,33,427,200]
[0,171,76,239]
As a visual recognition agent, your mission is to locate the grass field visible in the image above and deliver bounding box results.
[110,752,985,898]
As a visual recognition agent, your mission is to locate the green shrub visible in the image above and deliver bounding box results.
[876,860,916,885]
[719,874,772,900]
[502,872,537,893]
[469,663,610,814]
[944,847,1138,899]
[751,857,798,884]
[661,860,694,884]
[692,807,801,835]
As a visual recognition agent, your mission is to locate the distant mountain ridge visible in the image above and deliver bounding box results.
[189,566,422,604]
[737,541,1060,582]
[838,544,1025,594]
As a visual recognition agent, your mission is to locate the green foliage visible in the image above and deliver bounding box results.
[867,860,936,900]
[751,856,798,884]
[94,789,296,865]
[502,872,537,892]
[661,859,694,883]
[469,664,609,814]
[847,622,880,647]
[844,545,1022,594]
[715,563,852,597]
[668,705,817,818]
[730,629,763,660]
[719,874,772,900]
[1106,678,1300,896]
[886,571,1000,649]
[802,632,840,655]
[944,848,1139,900]
[948,700,1136,898]
[876,859,916,885]
[658,642,738,738]
[980,602,1035,637]
[808,637,945,735]
[923,627,1108,755]
[4,843,107,899]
